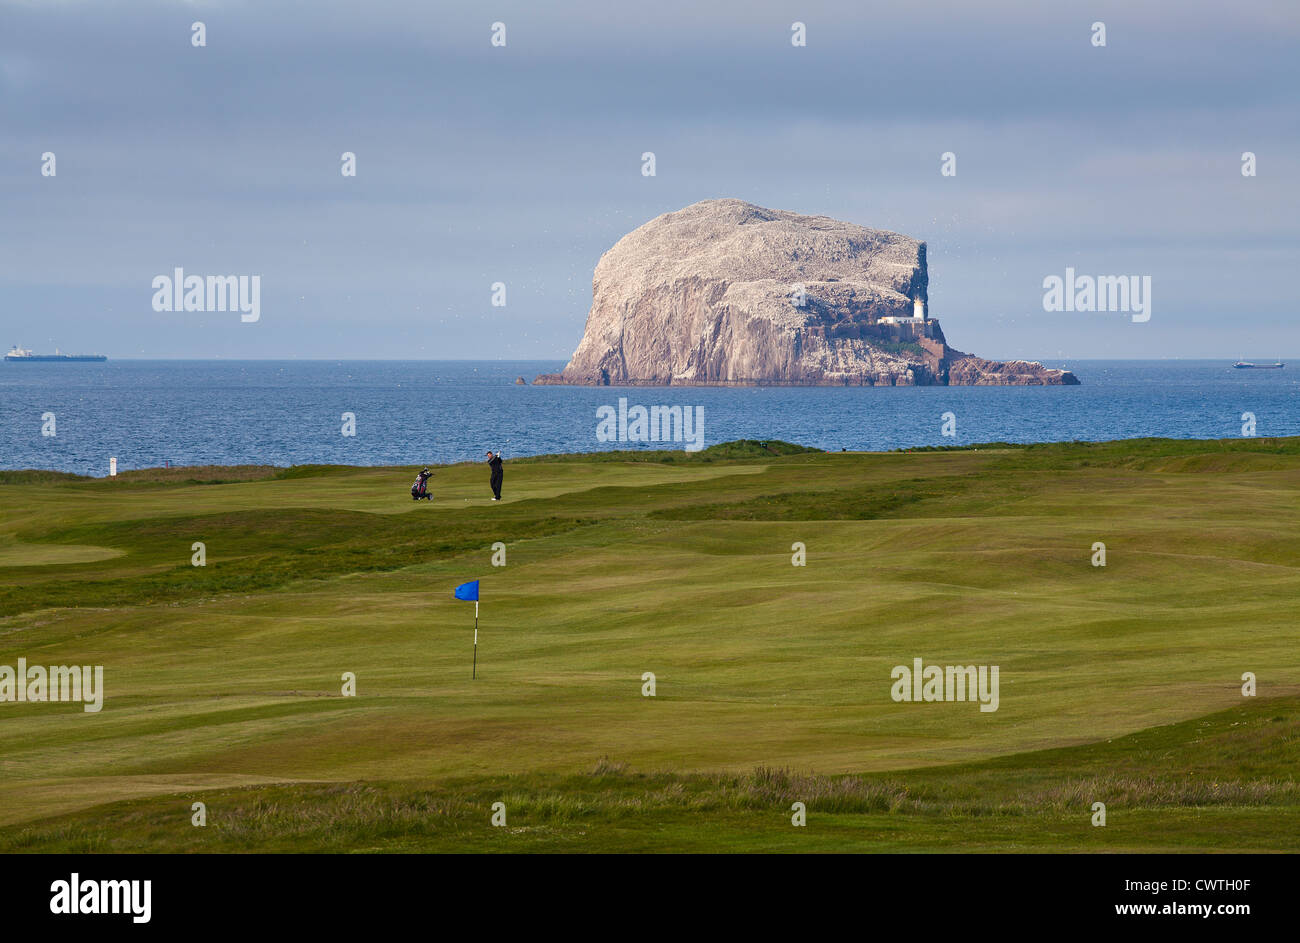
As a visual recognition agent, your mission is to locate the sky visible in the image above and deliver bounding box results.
[1,0,1296,361]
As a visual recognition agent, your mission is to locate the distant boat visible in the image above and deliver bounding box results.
[1233,361,1284,369]
[5,345,107,363]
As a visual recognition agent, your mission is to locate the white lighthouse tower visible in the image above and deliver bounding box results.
[913,296,926,320]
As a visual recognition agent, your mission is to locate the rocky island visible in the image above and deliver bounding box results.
[534,199,1077,387]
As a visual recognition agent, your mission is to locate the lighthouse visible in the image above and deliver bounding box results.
[913,297,926,320]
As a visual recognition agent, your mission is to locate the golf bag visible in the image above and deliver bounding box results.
[411,469,433,501]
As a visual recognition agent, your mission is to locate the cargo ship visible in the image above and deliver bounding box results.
[1232,361,1284,369]
[5,345,107,362]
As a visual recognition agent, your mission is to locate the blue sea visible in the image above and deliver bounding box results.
[1,360,1296,476]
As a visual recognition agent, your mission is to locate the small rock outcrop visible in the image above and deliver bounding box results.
[534,200,1077,387]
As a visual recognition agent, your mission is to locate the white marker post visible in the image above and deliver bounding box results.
[109,457,117,477]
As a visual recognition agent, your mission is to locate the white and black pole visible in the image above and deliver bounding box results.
[455,580,481,679]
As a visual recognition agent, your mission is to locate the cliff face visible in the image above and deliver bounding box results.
[535,200,1077,387]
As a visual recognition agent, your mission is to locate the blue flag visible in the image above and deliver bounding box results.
[454,580,479,602]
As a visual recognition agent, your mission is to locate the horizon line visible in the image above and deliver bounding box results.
[4,356,1291,363]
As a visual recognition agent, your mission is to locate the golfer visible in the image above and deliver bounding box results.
[486,450,503,501]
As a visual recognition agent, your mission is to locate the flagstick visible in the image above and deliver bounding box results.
[473,600,478,680]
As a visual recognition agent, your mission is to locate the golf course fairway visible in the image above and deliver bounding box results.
[1,437,1297,853]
